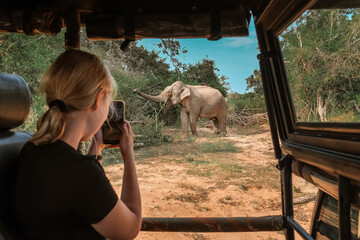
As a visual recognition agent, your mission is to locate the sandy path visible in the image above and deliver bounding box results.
[104,124,317,240]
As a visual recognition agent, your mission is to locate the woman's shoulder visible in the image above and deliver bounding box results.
[19,140,99,167]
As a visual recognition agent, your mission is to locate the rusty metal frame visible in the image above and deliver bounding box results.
[64,9,80,50]
[141,216,283,232]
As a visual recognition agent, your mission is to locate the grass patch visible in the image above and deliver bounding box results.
[166,184,209,204]
[196,141,238,153]
[218,195,240,206]
[187,169,212,177]
[219,162,243,173]
[293,186,301,193]
[133,144,172,161]
[183,153,196,163]
[240,184,248,191]
[242,163,280,190]
[186,159,243,181]
[102,148,122,166]
[182,153,211,166]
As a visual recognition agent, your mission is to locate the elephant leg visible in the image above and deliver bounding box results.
[218,117,227,135]
[189,114,198,135]
[212,118,220,134]
[180,109,189,136]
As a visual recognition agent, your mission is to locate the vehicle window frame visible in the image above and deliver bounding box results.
[272,7,360,156]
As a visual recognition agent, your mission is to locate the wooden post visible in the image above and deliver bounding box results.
[65,9,80,49]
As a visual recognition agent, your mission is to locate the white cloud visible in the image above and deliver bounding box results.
[222,37,256,48]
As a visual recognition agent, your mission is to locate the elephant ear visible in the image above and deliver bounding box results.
[180,87,191,100]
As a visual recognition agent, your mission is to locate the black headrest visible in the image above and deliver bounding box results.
[0,73,31,130]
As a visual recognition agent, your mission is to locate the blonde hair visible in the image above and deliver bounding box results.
[31,49,117,145]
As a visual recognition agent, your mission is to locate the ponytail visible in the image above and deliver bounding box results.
[31,106,66,145]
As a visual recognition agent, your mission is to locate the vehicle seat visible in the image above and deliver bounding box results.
[0,73,32,240]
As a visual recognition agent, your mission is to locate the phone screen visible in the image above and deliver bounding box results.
[102,100,125,145]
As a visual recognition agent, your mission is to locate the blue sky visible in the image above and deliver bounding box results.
[138,18,259,94]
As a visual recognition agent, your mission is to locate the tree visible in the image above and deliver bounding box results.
[184,59,229,96]
[0,32,65,94]
[227,68,266,113]
[246,69,263,95]
[280,9,360,122]
[157,39,188,73]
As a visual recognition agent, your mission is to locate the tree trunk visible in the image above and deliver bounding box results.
[317,95,327,122]
[350,100,360,114]
[294,194,316,205]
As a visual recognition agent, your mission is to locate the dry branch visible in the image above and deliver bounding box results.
[227,108,268,126]
[293,194,316,205]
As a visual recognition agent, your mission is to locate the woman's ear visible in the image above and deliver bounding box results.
[93,89,106,111]
[180,87,191,100]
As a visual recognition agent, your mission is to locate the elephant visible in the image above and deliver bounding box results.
[133,81,227,136]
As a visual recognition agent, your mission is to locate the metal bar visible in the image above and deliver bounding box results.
[141,216,284,232]
[254,20,282,159]
[338,175,351,240]
[286,216,314,240]
[282,155,294,240]
[267,30,296,134]
[310,191,323,237]
[65,9,80,50]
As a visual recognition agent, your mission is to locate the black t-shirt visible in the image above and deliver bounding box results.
[14,140,118,240]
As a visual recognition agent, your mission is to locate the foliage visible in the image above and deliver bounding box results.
[157,39,188,73]
[132,116,167,146]
[1,30,230,145]
[16,94,47,132]
[227,68,266,114]
[280,9,360,122]
[184,59,230,97]
[227,92,266,113]
[0,31,65,94]
[245,69,263,95]
[238,9,360,123]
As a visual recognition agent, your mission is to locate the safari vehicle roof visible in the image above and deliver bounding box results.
[1,0,360,239]
[0,0,358,41]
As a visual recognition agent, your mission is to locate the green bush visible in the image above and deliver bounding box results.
[16,94,46,132]
[227,92,266,113]
[132,116,169,146]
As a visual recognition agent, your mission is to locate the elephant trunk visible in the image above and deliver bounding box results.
[136,90,164,103]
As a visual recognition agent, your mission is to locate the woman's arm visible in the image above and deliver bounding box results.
[91,121,142,240]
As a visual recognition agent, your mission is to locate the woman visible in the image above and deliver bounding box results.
[14,49,142,240]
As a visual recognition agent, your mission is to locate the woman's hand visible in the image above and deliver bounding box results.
[119,121,134,160]
[91,121,141,240]
[88,128,106,157]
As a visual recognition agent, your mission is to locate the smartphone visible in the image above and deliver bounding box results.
[101,100,125,145]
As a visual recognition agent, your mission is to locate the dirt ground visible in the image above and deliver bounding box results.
[104,124,318,240]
